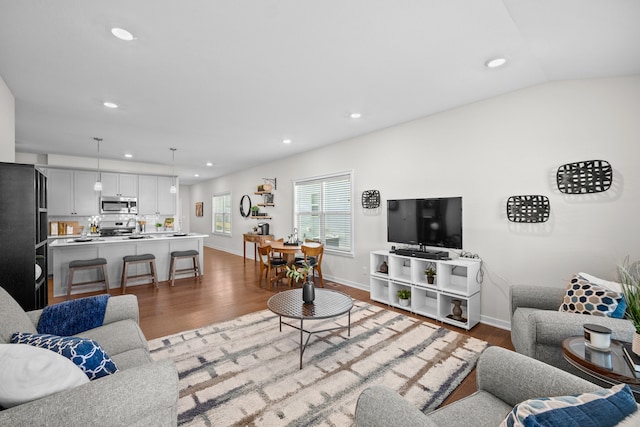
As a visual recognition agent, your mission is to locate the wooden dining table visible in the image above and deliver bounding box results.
[267,240,321,264]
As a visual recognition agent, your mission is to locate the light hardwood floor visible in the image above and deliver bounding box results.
[51,246,514,406]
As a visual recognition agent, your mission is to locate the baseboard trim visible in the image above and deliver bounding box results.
[480,314,511,331]
[206,245,512,330]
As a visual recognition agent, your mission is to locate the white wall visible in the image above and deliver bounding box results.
[191,76,640,328]
[0,74,15,163]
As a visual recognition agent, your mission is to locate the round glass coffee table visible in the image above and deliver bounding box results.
[562,336,640,398]
[267,288,353,369]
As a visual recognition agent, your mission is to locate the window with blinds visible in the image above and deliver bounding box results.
[212,192,231,235]
[294,171,353,254]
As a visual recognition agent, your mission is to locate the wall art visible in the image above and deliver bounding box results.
[556,160,612,194]
[506,195,550,223]
[362,190,381,209]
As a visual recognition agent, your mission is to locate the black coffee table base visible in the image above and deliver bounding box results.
[268,288,354,369]
[278,312,351,369]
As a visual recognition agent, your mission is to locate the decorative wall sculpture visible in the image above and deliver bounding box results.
[556,160,612,194]
[362,190,381,209]
[506,195,550,223]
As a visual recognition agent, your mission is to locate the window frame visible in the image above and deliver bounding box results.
[293,170,354,257]
[211,191,232,236]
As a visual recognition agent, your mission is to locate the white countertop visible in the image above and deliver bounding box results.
[49,233,208,247]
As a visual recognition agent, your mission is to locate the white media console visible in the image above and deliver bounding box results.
[370,250,481,330]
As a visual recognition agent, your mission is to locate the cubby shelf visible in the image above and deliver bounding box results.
[370,250,481,330]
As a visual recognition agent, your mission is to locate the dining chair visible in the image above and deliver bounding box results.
[257,244,287,290]
[294,243,325,287]
[271,238,285,261]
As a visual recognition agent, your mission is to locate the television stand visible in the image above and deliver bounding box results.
[394,248,448,259]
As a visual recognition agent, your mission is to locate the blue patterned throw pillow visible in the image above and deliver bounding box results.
[501,383,637,427]
[10,332,118,380]
[559,274,625,318]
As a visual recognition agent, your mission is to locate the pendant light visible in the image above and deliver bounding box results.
[93,137,103,191]
[169,148,177,194]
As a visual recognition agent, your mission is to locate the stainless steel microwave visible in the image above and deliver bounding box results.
[100,196,138,214]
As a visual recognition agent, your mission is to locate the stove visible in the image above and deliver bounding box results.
[100,219,136,236]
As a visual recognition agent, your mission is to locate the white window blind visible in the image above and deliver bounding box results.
[212,192,231,235]
[294,171,353,254]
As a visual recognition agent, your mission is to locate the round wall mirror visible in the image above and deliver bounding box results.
[239,194,252,218]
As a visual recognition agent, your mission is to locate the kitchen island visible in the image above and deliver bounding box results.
[49,233,207,297]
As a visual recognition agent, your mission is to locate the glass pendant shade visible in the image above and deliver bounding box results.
[169,148,177,193]
[94,137,103,192]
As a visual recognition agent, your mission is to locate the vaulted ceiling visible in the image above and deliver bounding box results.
[1,0,639,183]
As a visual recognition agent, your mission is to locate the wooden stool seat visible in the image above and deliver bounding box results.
[121,253,158,293]
[67,257,109,299]
[169,250,201,286]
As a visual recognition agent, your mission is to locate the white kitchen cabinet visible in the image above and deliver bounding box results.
[370,250,481,330]
[48,169,99,216]
[138,175,176,215]
[48,169,73,216]
[101,172,138,197]
[157,176,176,215]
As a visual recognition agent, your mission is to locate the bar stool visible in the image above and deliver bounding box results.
[67,258,110,299]
[121,254,158,294]
[169,250,201,286]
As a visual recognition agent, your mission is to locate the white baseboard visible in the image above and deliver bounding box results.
[480,314,511,331]
[207,245,512,331]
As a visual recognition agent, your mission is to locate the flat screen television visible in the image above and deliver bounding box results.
[387,197,462,249]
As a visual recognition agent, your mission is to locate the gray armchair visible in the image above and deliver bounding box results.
[0,286,178,426]
[510,285,634,375]
[355,346,626,427]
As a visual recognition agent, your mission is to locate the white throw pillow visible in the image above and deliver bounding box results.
[0,343,89,408]
[579,271,623,294]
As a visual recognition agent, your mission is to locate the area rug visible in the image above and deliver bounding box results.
[149,302,488,426]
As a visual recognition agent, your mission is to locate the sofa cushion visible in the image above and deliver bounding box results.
[428,390,513,427]
[0,286,37,344]
[11,332,118,380]
[0,343,89,408]
[77,318,149,357]
[501,383,637,427]
[559,274,624,318]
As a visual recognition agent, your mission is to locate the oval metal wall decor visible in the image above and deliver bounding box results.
[507,195,550,223]
[556,160,612,194]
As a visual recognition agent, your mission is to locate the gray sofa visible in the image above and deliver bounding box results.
[355,346,638,427]
[510,285,635,375]
[0,286,178,426]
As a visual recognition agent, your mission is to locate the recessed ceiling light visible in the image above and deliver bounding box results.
[350,112,362,119]
[485,57,507,68]
[111,27,134,41]
[103,101,118,109]
[206,162,213,167]
[194,174,200,177]
[282,139,292,144]
[124,153,133,158]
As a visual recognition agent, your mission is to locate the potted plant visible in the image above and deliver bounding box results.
[397,289,411,307]
[286,263,315,303]
[250,206,260,216]
[425,267,436,285]
[618,258,640,355]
